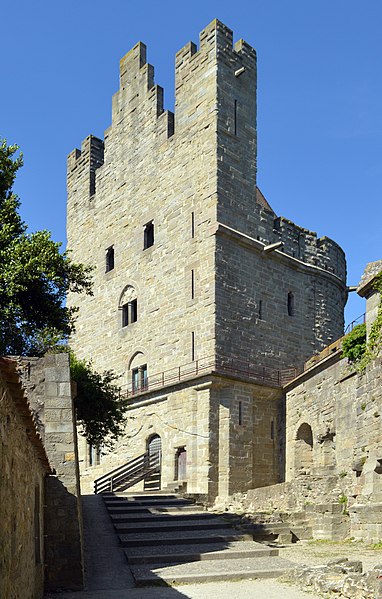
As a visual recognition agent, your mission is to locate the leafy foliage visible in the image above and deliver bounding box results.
[356,273,382,371]
[0,140,93,355]
[342,273,382,371]
[70,353,128,449]
[342,323,367,362]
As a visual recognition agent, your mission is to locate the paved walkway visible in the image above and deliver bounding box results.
[44,494,322,599]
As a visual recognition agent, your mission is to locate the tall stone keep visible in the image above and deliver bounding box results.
[67,20,347,499]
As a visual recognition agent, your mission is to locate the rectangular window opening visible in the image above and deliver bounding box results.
[191,212,195,239]
[105,246,114,272]
[271,419,275,440]
[234,99,238,136]
[258,299,263,320]
[122,304,129,327]
[131,298,137,323]
[191,269,195,300]
[238,400,242,425]
[191,331,195,362]
[144,221,154,249]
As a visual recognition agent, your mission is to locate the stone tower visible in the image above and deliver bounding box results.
[67,20,347,499]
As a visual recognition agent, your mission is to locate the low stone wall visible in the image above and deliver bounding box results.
[20,354,84,591]
[286,559,382,598]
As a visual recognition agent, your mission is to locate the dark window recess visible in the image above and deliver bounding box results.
[238,401,243,425]
[271,420,275,440]
[130,298,137,323]
[191,269,195,299]
[191,331,195,362]
[122,299,138,327]
[191,212,195,238]
[105,246,114,272]
[287,292,295,317]
[132,364,148,392]
[258,300,263,320]
[144,222,154,249]
[234,99,238,136]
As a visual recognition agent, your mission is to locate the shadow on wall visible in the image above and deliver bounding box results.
[44,477,83,592]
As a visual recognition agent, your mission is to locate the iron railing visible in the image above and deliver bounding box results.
[119,355,298,398]
[94,451,160,494]
[344,313,366,335]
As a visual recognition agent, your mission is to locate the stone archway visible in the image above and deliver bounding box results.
[294,423,313,475]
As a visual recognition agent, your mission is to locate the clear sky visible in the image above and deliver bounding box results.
[2,0,381,326]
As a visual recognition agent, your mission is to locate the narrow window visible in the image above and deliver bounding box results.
[191,332,195,362]
[130,299,137,323]
[122,304,129,327]
[144,221,154,249]
[191,269,195,300]
[238,400,242,425]
[141,364,148,390]
[234,99,238,136]
[258,300,263,320]
[132,367,139,392]
[191,212,195,238]
[105,246,114,272]
[271,419,275,440]
[287,292,295,317]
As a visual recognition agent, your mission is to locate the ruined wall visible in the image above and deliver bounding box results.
[0,359,50,599]
[285,354,382,542]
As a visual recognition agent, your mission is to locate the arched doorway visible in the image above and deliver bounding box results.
[294,423,313,475]
[144,434,162,491]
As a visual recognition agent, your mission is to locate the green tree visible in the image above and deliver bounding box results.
[70,353,128,449]
[0,140,93,355]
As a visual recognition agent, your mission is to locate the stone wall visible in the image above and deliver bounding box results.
[79,373,283,499]
[20,354,84,591]
[284,353,382,542]
[0,358,50,599]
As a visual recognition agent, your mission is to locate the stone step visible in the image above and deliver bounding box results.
[114,518,229,534]
[118,529,253,547]
[110,511,216,524]
[106,504,198,514]
[124,541,278,564]
[130,556,293,586]
[104,498,193,508]
[104,494,177,501]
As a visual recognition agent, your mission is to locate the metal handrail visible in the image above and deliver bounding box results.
[344,313,366,335]
[94,451,161,493]
[119,354,298,398]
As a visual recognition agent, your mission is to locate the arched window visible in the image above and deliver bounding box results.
[119,285,138,327]
[287,291,295,316]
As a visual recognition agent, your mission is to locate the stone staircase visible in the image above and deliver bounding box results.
[102,492,293,586]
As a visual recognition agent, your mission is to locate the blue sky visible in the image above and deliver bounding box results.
[2,0,381,326]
